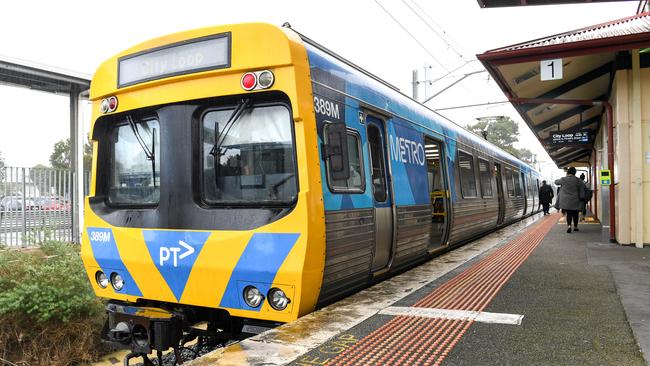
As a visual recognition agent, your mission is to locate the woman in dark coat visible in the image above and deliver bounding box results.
[555,167,584,233]
[538,181,554,215]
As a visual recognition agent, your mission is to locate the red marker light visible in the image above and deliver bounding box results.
[241,73,257,91]
[108,96,118,111]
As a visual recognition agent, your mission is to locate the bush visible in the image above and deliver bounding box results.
[0,241,107,365]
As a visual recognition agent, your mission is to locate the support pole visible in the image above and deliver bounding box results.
[69,87,81,243]
[412,69,419,101]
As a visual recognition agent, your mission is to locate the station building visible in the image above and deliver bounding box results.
[478,12,650,247]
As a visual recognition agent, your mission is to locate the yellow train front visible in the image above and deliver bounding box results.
[80,23,326,362]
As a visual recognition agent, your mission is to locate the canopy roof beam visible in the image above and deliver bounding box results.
[520,62,612,112]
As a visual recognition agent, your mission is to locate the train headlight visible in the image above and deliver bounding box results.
[243,286,264,308]
[268,288,290,311]
[95,271,109,288]
[257,70,274,89]
[100,99,110,114]
[100,96,118,114]
[111,272,125,291]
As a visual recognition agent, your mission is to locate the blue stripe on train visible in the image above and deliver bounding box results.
[219,233,300,311]
[87,227,142,297]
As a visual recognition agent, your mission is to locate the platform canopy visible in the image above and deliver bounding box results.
[477,12,650,167]
[0,54,90,96]
[477,0,634,8]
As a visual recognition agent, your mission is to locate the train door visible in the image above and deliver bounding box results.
[425,137,450,251]
[494,162,505,225]
[519,172,531,216]
[521,171,528,215]
[366,116,394,272]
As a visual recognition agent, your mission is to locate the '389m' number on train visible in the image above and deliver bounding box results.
[314,96,340,120]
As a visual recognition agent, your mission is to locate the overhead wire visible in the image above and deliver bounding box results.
[372,0,451,73]
[396,0,482,101]
[411,0,468,58]
[400,0,466,61]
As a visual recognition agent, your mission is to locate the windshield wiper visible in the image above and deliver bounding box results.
[209,98,250,158]
[127,115,157,187]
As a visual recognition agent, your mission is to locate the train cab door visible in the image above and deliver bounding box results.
[494,162,505,226]
[521,171,528,215]
[366,116,394,272]
[425,137,450,251]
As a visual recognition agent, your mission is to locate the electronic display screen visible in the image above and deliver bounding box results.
[118,33,230,87]
[550,131,593,145]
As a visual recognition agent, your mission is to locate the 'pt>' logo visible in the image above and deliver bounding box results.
[160,240,195,267]
[143,230,211,301]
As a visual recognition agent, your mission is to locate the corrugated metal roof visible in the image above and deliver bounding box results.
[487,12,650,53]
[477,0,632,8]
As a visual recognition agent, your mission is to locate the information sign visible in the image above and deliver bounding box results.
[118,33,230,87]
[541,58,563,81]
[550,131,592,145]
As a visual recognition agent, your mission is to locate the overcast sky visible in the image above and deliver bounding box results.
[0,0,638,179]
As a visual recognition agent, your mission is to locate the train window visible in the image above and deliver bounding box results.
[478,158,493,197]
[108,118,160,206]
[367,124,387,202]
[458,151,478,198]
[505,168,514,197]
[325,126,364,192]
[513,170,522,196]
[201,104,297,205]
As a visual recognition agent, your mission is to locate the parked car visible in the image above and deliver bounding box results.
[35,196,62,211]
[0,196,37,211]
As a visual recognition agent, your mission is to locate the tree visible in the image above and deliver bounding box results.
[466,116,536,163]
[50,139,71,170]
[0,150,5,192]
[0,150,5,182]
[30,164,52,196]
[49,137,93,172]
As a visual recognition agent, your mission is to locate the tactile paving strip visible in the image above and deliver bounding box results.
[327,214,559,366]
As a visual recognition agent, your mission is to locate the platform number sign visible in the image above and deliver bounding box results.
[541,59,563,81]
[600,169,611,186]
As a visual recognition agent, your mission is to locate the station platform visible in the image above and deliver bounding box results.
[191,213,650,366]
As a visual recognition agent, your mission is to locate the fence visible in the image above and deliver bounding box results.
[0,166,89,247]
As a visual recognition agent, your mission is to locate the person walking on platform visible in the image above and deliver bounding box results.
[538,181,554,215]
[555,167,585,233]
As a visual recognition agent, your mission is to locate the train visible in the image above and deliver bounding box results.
[80,23,549,365]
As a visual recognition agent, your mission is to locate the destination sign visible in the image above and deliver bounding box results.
[550,131,593,145]
[118,33,230,87]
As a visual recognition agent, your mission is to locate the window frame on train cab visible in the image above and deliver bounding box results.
[457,150,478,199]
[106,116,161,208]
[198,99,300,207]
[323,123,365,194]
[505,167,515,197]
[477,157,493,198]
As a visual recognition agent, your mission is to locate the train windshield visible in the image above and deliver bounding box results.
[109,119,160,205]
[202,104,297,205]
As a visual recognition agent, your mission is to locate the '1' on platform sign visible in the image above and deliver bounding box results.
[541,59,563,81]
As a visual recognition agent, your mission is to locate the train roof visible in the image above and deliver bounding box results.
[287,25,546,177]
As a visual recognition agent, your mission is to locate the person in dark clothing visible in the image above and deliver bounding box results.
[555,167,584,233]
[538,181,554,215]
[579,173,589,217]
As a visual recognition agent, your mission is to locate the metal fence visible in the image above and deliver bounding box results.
[0,166,89,247]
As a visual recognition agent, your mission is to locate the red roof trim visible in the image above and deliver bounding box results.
[478,32,650,65]
[482,12,650,55]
